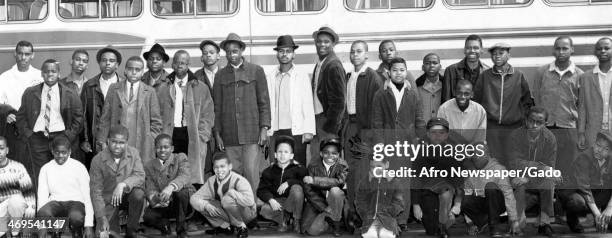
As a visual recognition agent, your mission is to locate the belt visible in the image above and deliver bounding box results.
[348,114,357,122]
[33,131,63,138]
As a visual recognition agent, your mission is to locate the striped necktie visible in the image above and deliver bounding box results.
[129,82,134,101]
[43,87,52,137]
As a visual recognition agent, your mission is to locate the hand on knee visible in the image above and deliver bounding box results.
[329,187,345,198]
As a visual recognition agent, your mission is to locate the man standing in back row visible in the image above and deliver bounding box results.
[310,26,346,164]
[213,33,271,192]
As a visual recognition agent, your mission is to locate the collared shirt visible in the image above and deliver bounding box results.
[535,61,581,128]
[99,74,118,99]
[33,83,65,133]
[594,65,612,130]
[389,82,407,112]
[204,66,218,87]
[273,66,293,130]
[173,75,188,127]
[231,62,243,69]
[0,64,42,110]
[347,66,366,115]
[126,81,140,101]
[313,57,327,115]
[437,99,487,143]
[63,74,87,94]
[418,77,442,123]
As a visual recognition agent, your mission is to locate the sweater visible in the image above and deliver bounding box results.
[0,159,36,211]
[190,171,255,211]
[37,158,94,227]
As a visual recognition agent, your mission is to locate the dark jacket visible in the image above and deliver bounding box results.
[411,141,463,205]
[415,73,450,103]
[257,162,308,202]
[194,67,214,90]
[0,104,17,159]
[569,149,612,205]
[141,70,170,92]
[474,65,534,125]
[508,126,557,170]
[371,80,426,144]
[312,53,346,134]
[89,146,145,220]
[443,58,489,100]
[304,161,349,212]
[355,176,403,235]
[213,59,271,146]
[344,67,383,129]
[80,73,124,149]
[16,83,83,142]
[144,153,195,202]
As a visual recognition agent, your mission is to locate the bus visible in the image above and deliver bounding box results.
[0,0,611,82]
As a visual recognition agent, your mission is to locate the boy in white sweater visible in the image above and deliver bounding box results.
[37,135,94,238]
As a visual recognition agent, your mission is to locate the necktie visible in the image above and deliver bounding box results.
[177,80,186,127]
[129,82,134,101]
[43,87,51,137]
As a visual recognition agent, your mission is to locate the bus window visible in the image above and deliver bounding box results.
[444,0,532,7]
[545,0,612,4]
[345,0,433,10]
[59,0,141,19]
[153,0,237,16]
[0,0,46,22]
[256,0,325,13]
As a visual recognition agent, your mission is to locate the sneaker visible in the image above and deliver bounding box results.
[236,227,248,238]
[537,224,554,237]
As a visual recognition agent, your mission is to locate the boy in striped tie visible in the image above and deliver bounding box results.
[16,59,83,189]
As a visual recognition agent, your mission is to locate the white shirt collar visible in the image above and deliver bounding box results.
[350,65,367,76]
[275,64,295,77]
[231,61,243,69]
[175,74,188,86]
[101,73,118,82]
[594,64,612,75]
[548,61,576,74]
[204,66,218,74]
[42,83,60,93]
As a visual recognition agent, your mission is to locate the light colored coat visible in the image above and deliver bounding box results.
[578,69,612,148]
[157,71,214,184]
[96,81,163,165]
[266,65,316,136]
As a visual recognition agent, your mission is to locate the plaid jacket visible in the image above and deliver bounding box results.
[213,59,271,146]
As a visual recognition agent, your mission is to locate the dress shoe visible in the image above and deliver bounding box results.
[177,231,189,238]
[332,221,342,237]
[205,226,233,235]
[236,226,248,238]
[537,224,554,237]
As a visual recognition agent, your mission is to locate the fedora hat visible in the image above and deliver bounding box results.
[273,35,299,51]
[143,43,169,62]
[312,26,339,43]
[220,33,246,51]
[96,47,122,65]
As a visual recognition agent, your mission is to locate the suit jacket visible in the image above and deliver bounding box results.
[194,67,214,91]
[371,80,426,144]
[16,83,83,142]
[144,153,195,202]
[96,81,163,164]
[89,146,145,220]
[578,70,612,148]
[158,70,214,184]
[81,73,124,149]
[344,67,384,130]
[312,53,346,134]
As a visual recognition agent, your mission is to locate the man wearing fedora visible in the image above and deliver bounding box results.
[195,40,221,90]
[142,43,171,90]
[266,35,315,166]
[213,33,271,193]
[80,47,123,168]
[157,50,214,187]
[310,26,346,164]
